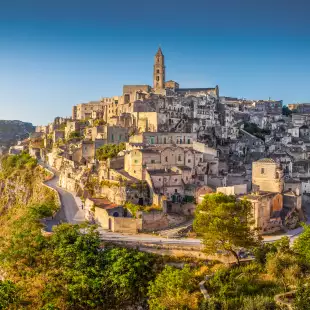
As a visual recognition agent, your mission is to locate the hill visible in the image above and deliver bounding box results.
[0,120,35,148]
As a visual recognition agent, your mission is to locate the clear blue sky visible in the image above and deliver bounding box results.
[1,0,310,125]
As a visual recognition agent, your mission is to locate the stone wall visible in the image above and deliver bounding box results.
[111,217,139,233]
[141,211,169,231]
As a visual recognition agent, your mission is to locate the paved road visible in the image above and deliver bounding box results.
[43,169,85,226]
[98,228,202,247]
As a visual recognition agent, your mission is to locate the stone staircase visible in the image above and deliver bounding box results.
[157,219,193,238]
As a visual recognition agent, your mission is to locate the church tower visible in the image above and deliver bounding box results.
[153,47,165,91]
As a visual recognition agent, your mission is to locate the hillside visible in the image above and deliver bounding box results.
[0,120,34,147]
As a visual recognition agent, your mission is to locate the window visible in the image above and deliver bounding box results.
[156,76,160,81]
[174,178,178,182]
[165,156,168,162]
[261,168,265,174]
[158,178,161,181]
[151,159,155,164]
[200,157,202,162]
[157,69,160,74]
[178,155,182,161]
[188,139,191,144]
[188,159,191,163]
[134,160,138,164]
[175,189,178,193]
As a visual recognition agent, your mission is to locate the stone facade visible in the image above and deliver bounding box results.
[252,158,284,193]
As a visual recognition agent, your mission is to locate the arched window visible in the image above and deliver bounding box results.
[157,69,160,74]
[156,76,160,81]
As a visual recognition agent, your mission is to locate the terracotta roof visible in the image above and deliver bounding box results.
[89,198,118,209]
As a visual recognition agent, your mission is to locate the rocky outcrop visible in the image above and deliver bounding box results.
[0,166,53,214]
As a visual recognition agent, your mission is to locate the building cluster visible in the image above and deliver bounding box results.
[13,48,310,235]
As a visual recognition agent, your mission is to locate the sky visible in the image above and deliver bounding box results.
[1,0,310,125]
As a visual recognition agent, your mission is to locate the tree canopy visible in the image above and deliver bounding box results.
[96,143,126,161]
[243,122,271,141]
[148,265,201,310]
[194,193,261,264]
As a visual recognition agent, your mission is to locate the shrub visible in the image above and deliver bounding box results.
[96,143,126,161]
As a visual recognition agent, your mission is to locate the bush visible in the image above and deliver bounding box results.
[293,282,310,310]
[243,122,271,141]
[240,295,277,310]
[28,202,56,219]
[0,280,20,309]
[148,265,200,310]
[1,152,37,176]
[68,131,83,141]
[96,143,126,161]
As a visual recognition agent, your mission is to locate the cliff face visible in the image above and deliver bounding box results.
[0,120,35,147]
[0,164,54,214]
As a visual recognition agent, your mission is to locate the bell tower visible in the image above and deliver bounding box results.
[153,47,165,91]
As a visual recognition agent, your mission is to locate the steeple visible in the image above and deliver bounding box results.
[156,47,163,56]
[153,47,165,91]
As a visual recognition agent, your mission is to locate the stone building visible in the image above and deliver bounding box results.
[85,198,139,233]
[72,101,104,120]
[252,158,284,193]
[153,47,165,92]
[247,192,283,234]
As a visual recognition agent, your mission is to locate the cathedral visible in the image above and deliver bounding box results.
[151,47,219,97]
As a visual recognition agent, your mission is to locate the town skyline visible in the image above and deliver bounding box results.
[1,0,310,124]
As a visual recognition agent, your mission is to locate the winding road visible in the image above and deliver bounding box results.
[45,175,85,225]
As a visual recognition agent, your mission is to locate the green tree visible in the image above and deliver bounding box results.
[68,131,83,141]
[0,280,20,309]
[96,143,126,161]
[194,193,260,264]
[102,247,157,309]
[47,224,157,309]
[293,282,310,310]
[266,252,302,291]
[148,265,200,310]
[282,106,293,116]
[293,224,310,262]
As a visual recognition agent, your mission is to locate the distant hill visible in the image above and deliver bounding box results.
[0,120,35,147]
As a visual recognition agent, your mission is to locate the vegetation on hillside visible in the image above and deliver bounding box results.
[3,159,310,309]
[0,152,37,178]
[124,201,162,217]
[96,142,126,161]
[68,131,83,142]
[243,122,271,141]
[282,106,293,116]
